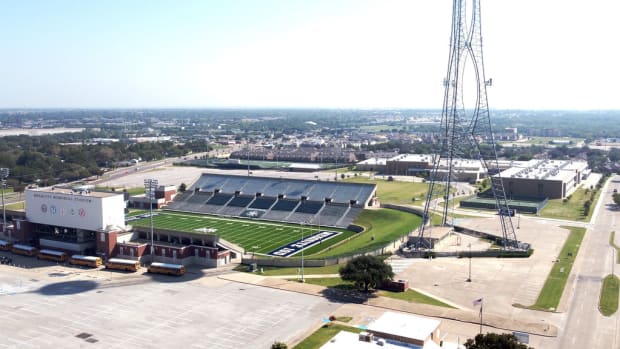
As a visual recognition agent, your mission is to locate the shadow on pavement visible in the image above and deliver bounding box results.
[320,287,377,304]
[37,280,99,296]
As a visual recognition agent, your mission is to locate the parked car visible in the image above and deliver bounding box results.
[498,208,515,217]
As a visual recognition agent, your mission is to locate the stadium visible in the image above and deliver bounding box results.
[4,173,387,268]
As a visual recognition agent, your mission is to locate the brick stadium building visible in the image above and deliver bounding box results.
[2,174,378,267]
[3,186,231,267]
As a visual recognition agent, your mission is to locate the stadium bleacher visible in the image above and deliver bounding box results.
[317,204,349,227]
[249,197,277,209]
[337,207,363,227]
[263,181,291,197]
[239,179,269,195]
[227,196,254,207]
[295,201,324,214]
[270,199,300,211]
[165,174,376,228]
[285,182,314,199]
[206,194,233,205]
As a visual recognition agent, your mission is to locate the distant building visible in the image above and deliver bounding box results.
[495,127,521,141]
[127,185,177,209]
[356,158,388,172]
[497,159,588,199]
[384,154,485,183]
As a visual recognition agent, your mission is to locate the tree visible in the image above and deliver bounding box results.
[464,333,533,349]
[339,255,394,292]
[271,341,287,349]
[179,183,187,192]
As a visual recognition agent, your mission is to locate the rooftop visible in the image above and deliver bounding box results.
[368,312,440,342]
[357,158,388,166]
[320,330,452,349]
[498,159,586,181]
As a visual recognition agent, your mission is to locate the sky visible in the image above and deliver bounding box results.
[0,0,619,110]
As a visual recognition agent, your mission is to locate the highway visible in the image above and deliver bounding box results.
[556,175,620,349]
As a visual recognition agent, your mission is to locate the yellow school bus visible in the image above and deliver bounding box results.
[147,262,186,276]
[0,240,12,251]
[105,258,141,272]
[11,244,39,257]
[37,249,68,262]
[70,255,103,268]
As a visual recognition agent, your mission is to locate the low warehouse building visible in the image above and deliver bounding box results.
[498,159,588,199]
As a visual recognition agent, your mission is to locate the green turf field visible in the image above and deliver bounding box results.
[128,208,421,258]
[343,177,444,204]
[129,211,354,255]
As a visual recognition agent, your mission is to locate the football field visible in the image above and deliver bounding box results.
[128,211,354,256]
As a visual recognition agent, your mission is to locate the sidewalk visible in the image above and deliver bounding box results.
[218,272,558,337]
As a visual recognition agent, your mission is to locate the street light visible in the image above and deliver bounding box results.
[466,243,472,282]
[0,168,8,241]
[144,178,158,263]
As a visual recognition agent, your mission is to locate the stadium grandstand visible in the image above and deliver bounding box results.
[165,174,377,228]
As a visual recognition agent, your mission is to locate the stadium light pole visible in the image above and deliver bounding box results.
[144,178,158,263]
[0,168,8,241]
[247,139,251,176]
[301,222,305,283]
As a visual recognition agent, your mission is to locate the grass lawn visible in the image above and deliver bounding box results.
[313,208,421,258]
[343,177,439,205]
[293,323,361,349]
[125,187,146,195]
[526,226,585,311]
[513,136,584,146]
[235,263,343,276]
[303,277,453,308]
[378,289,455,308]
[335,316,352,323]
[610,231,620,264]
[4,202,25,210]
[298,277,356,289]
[539,187,602,221]
[599,274,619,316]
[439,194,475,209]
[358,124,406,132]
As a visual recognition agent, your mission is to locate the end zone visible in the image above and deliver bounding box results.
[268,231,341,257]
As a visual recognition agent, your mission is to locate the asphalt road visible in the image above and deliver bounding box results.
[556,175,620,349]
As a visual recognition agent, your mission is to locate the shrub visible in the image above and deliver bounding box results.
[271,341,287,349]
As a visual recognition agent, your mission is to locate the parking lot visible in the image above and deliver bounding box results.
[0,254,339,349]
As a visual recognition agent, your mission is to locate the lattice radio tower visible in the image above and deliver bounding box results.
[415,0,519,249]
